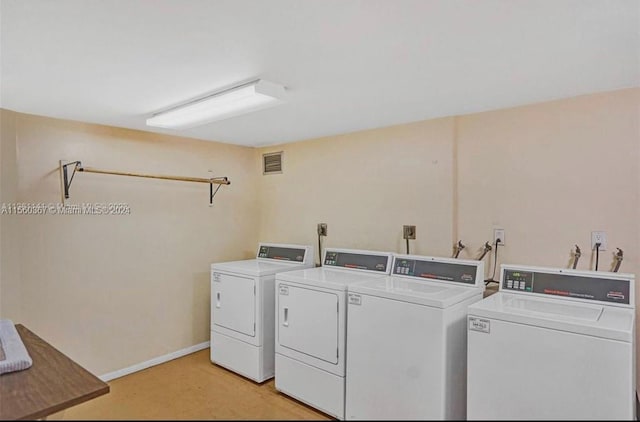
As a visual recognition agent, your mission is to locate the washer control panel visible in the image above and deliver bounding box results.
[503,270,533,292]
[324,250,390,273]
[502,267,632,305]
[394,258,479,285]
[257,245,305,262]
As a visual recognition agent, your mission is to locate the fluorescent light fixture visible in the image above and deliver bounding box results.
[146,79,286,129]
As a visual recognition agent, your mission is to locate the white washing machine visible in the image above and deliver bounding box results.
[467,264,636,420]
[345,254,485,420]
[275,248,393,419]
[210,243,314,383]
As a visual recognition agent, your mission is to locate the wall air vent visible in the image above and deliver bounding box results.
[263,151,283,175]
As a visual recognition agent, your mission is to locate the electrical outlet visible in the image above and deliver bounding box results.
[317,223,328,237]
[403,225,416,240]
[591,231,606,251]
[494,228,505,246]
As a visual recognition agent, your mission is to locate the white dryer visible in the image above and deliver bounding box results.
[210,243,314,383]
[467,265,636,420]
[275,248,393,420]
[345,254,485,420]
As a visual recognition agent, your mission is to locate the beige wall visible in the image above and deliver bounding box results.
[457,88,639,278]
[258,86,640,381]
[257,118,456,262]
[3,113,259,375]
[0,109,20,320]
[259,88,639,276]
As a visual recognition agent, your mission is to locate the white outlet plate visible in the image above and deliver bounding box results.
[494,228,505,246]
[591,231,607,251]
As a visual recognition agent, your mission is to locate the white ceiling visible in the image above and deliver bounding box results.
[1,0,638,147]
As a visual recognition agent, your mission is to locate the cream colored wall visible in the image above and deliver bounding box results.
[259,88,638,275]
[0,109,20,320]
[5,113,259,375]
[457,88,639,278]
[257,118,456,262]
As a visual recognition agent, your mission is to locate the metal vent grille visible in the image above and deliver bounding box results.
[263,152,283,174]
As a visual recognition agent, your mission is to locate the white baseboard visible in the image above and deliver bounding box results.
[99,341,210,382]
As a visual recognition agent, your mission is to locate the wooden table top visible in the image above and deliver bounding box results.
[0,324,110,420]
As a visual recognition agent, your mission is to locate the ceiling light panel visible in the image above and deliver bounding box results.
[146,79,286,129]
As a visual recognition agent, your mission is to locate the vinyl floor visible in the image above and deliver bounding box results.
[53,349,330,420]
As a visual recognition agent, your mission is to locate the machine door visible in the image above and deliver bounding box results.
[278,284,339,364]
[346,294,444,420]
[467,316,634,420]
[211,272,256,337]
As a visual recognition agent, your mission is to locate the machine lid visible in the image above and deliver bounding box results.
[211,259,308,277]
[348,276,483,308]
[498,264,635,308]
[504,296,603,321]
[391,254,485,287]
[322,248,393,275]
[277,267,388,291]
[467,292,634,342]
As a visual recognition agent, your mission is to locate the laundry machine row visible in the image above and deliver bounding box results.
[210,245,636,421]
